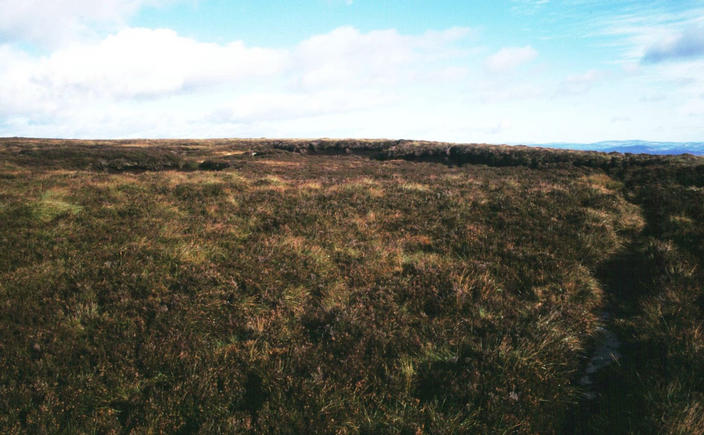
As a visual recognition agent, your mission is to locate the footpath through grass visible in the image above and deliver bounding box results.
[0,138,702,433]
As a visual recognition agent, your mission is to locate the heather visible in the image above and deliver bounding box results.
[1,138,702,433]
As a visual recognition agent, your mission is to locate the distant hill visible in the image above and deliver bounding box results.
[536,140,704,156]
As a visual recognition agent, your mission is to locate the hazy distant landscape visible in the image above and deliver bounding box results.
[1,138,702,433]
[536,140,704,156]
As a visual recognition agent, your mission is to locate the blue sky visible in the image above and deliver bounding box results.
[1,0,703,142]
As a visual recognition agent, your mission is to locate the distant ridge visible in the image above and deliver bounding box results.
[533,140,704,156]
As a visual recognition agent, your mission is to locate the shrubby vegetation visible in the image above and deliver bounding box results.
[0,138,701,433]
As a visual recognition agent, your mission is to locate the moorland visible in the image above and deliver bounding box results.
[0,137,702,433]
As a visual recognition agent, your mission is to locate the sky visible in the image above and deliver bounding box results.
[1,0,704,143]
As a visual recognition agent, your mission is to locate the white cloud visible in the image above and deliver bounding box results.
[3,10,701,144]
[485,46,537,72]
[0,28,286,116]
[0,0,170,46]
[597,6,704,63]
[292,26,471,90]
[642,25,704,63]
[0,25,474,136]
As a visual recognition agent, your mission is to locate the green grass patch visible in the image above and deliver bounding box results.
[32,190,83,222]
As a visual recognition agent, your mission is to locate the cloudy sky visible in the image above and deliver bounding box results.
[1,0,703,142]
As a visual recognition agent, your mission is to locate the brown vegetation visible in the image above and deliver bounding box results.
[0,138,702,433]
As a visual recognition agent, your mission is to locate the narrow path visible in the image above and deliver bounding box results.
[564,178,647,432]
[578,312,621,400]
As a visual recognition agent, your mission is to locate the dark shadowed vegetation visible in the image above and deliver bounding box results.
[0,137,702,433]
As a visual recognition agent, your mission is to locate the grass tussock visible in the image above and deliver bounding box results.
[0,137,702,433]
